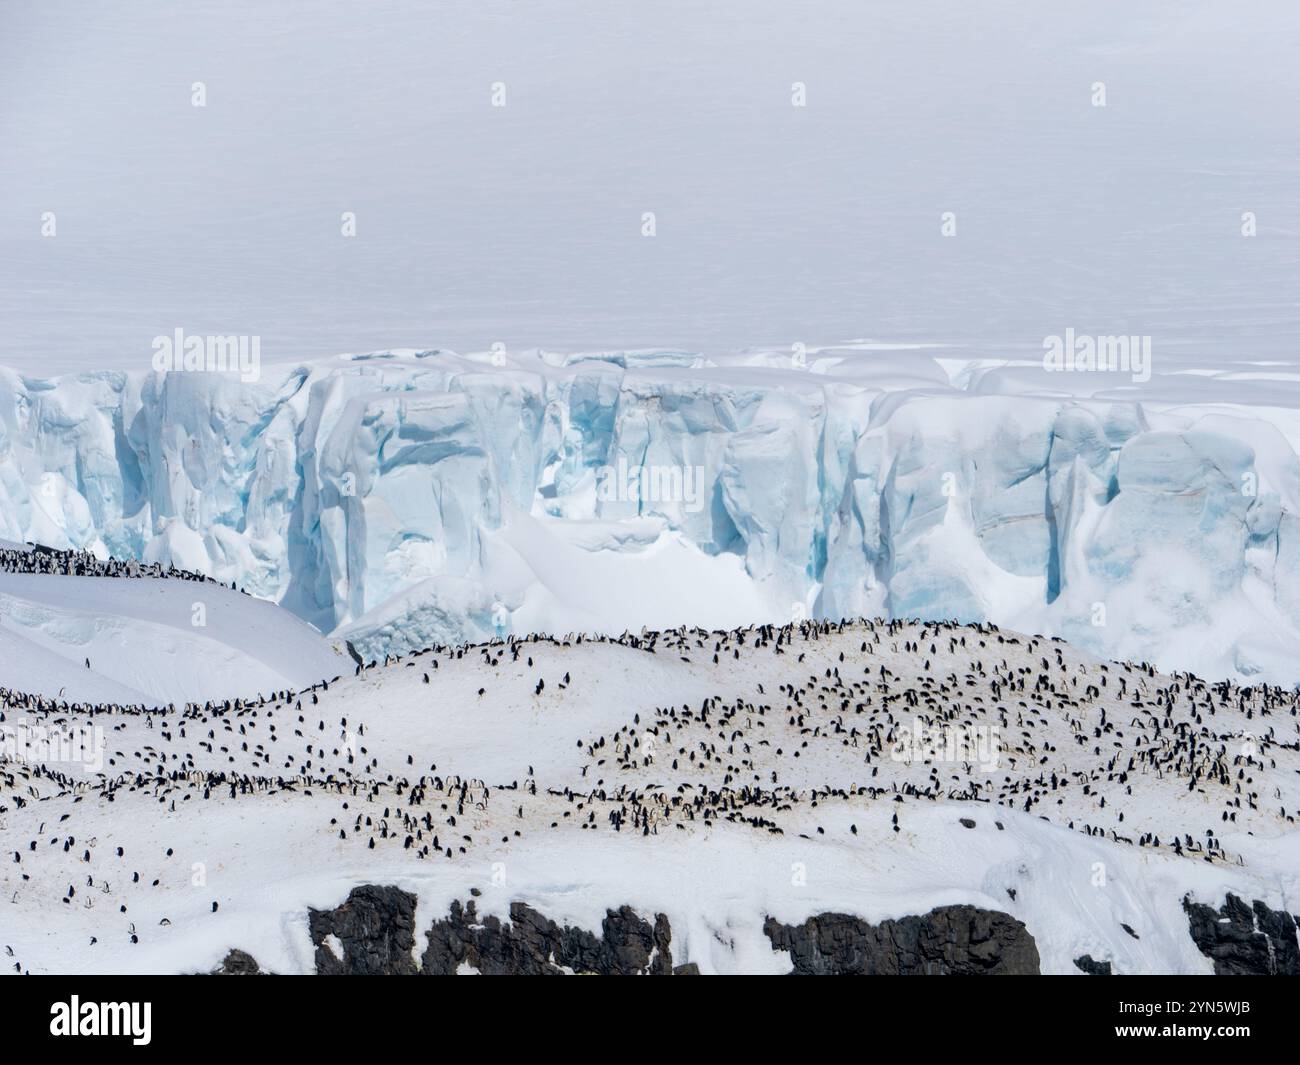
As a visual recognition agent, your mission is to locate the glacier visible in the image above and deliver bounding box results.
[3,345,1300,684]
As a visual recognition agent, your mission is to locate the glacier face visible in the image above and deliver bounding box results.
[3,347,1300,683]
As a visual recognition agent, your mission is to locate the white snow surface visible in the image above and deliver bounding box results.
[1,618,1297,975]
[6,348,1300,683]
[0,571,346,705]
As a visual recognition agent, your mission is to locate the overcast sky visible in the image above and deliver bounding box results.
[2,0,1297,375]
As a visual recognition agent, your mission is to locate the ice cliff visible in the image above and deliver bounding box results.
[3,346,1300,684]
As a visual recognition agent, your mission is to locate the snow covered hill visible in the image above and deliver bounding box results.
[0,564,345,705]
[2,618,1297,975]
[5,348,1300,684]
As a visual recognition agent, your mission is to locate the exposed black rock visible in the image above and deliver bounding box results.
[764,906,1040,974]
[230,890,1300,976]
[304,887,1048,975]
[306,885,677,974]
[421,899,674,975]
[212,948,265,975]
[1183,893,1300,975]
[309,884,420,974]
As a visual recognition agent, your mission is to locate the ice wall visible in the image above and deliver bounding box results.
[3,348,1300,683]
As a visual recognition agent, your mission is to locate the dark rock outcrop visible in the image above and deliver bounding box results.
[309,884,420,974]
[1183,893,1300,975]
[421,899,674,975]
[764,906,1040,974]
[305,887,1047,975]
[307,885,676,975]
[1074,954,1111,975]
[212,948,265,975]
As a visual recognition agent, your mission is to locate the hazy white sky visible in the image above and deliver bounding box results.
[2,0,1297,375]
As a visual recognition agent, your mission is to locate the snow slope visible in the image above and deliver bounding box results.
[0,571,345,705]
[1,618,1297,974]
[6,349,1300,683]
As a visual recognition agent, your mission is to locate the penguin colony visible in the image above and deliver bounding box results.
[2,613,1298,973]
[0,544,231,587]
